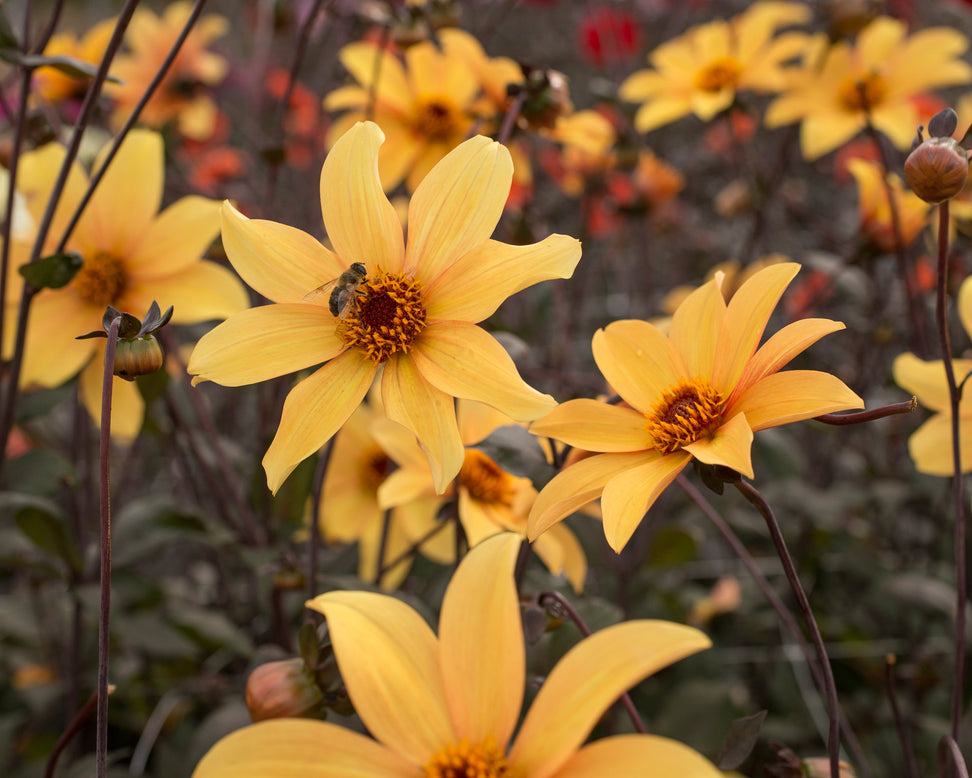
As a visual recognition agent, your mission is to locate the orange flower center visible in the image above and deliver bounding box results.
[694,57,743,93]
[72,251,127,307]
[644,378,725,454]
[413,98,459,140]
[459,450,515,507]
[424,737,509,778]
[838,72,887,111]
[337,270,427,363]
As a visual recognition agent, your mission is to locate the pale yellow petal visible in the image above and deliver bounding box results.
[79,355,145,444]
[439,533,523,748]
[669,278,725,378]
[264,351,378,493]
[552,734,723,778]
[188,305,346,386]
[424,236,581,323]
[907,413,972,476]
[381,353,464,494]
[632,97,694,133]
[600,452,692,552]
[130,196,221,276]
[221,202,342,304]
[411,322,555,422]
[530,399,653,452]
[534,522,587,593]
[378,467,436,509]
[305,591,454,765]
[457,399,514,446]
[458,491,506,544]
[17,142,88,247]
[799,113,866,161]
[729,370,864,431]
[338,42,412,115]
[321,121,406,273]
[960,276,972,343]
[682,412,754,478]
[592,321,684,412]
[405,136,512,283]
[192,719,421,778]
[372,416,430,470]
[893,353,970,413]
[16,294,96,387]
[125,261,248,324]
[508,620,711,778]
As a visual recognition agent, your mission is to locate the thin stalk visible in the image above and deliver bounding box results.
[734,479,841,778]
[376,518,450,579]
[934,201,967,749]
[815,398,917,425]
[496,90,528,147]
[884,655,920,778]
[307,439,335,601]
[96,316,121,778]
[374,508,393,588]
[44,690,99,778]
[31,0,66,55]
[538,590,645,734]
[939,736,970,778]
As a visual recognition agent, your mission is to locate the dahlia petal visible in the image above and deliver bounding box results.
[440,533,524,749]
[552,734,723,778]
[16,142,88,244]
[124,261,248,324]
[263,351,378,493]
[730,369,864,431]
[669,278,725,379]
[378,467,436,510]
[907,413,972,476]
[592,320,684,412]
[457,491,506,545]
[221,202,342,304]
[529,399,653,452]
[960,276,972,343]
[321,122,406,274]
[130,195,221,276]
[533,522,587,593]
[192,719,421,778]
[508,620,711,778]
[600,451,692,552]
[79,354,145,444]
[405,41,479,107]
[682,412,754,478]
[405,136,512,283]
[337,43,412,114]
[632,97,694,133]
[304,591,454,765]
[16,294,96,388]
[188,304,346,386]
[799,113,866,160]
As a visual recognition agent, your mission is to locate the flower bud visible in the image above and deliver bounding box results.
[245,658,325,722]
[904,136,969,204]
[113,335,164,381]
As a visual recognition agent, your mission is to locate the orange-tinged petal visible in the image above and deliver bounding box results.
[592,321,684,412]
[799,113,865,161]
[382,353,464,494]
[668,278,725,378]
[405,136,512,283]
[907,413,972,475]
[16,294,96,387]
[263,351,378,493]
[508,620,711,778]
[960,276,972,341]
[372,416,429,470]
[632,97,694,133]
[534,522,587,593]
[130,195,221,276]
[221,202,341,304]
[424,236,581,323]
[192,719,421,778]
[321,121,405,273]
[458,490,506,544]
[601,451,691,552]
[457,399,514,446]
[894,353,972,413]
[439,533,523,749]
[378,467,435,509]
[306,590,454,764]
[79,355,145,444]
[338,42,413,115]
[86,129,163,258]
[729,370,863,431]
[551,734,723,778]
[683,412,754,478]
[17,142,88,247]
[530,399,652,452]
[713,262,799,394]
[188,304,346,386]
[528,451,656,541]
[412,322,556,422]
[125,261,248,324]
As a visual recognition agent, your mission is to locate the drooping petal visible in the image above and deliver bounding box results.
[529,399,653,453]
[188,304,347,386]
[79,355,145,444]
[424,236,581,323]
[439,533,524,749]
[405,136,512,283]
[124,261,248,324]
[321,121,405,273]
[551,734,723,778]
[411,322,556,422]
[305,589,455,766]
[893,353,972,413]
[192,719,422,778]
[729,369,864,431]
[600,451,692,552]
[682,412,754,478]
[221,202,342,304]
[382,353,464,494]
[592,320,685,413]
[508,620,711,778]
[263,351,378,493]
[668,277,726,378]
[907,413,972,476]
[713,262,799,394]
[528,451,657,541]
[85,129,163,258]
[129,195,221,276]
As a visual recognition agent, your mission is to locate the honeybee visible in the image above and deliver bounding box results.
[303,262,368,318]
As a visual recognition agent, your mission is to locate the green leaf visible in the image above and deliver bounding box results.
[16,52,121,82]
[715,709,767,769]
[18,251,82,290]
[14,506,83,574]
[0,449,74,496]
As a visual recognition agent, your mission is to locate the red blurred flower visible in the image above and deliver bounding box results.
[579,7,641,67]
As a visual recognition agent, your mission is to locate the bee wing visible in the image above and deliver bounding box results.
[302,277,339,303]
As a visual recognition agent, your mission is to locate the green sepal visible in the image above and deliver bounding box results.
[18,251,82,290]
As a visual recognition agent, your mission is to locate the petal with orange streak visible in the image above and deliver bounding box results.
[592,321,684,413]
[683,412,754,478]
[530,399,652,453]
[668,278,725,378]
[730,369,864,432]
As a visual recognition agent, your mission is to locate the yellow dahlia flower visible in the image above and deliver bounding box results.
[619,1,811,133]
[106,1,229,140]
[188,121,581,494]
[765,17,972,160]
[325,39,480,191]
[528,263,863,552]
[3,129,246,441]
[34,18,116,104]
[193,533,720,778]
[893,276,972,475]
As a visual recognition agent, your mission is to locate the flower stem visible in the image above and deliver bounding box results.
[814,398,917,425]
[939,736,970,778]
[374,508,393,588]
[44,690,99,778]
[884,655,920,778]
[307,438,335,601]
[733,479,841,778]
[96,316,121,778]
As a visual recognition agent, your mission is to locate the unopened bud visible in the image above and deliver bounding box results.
[245,658,325,722]
[904,108,969,203]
